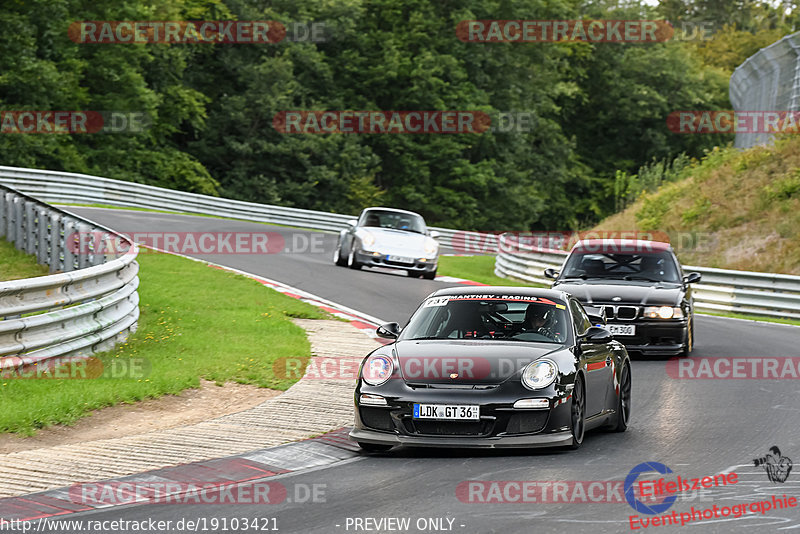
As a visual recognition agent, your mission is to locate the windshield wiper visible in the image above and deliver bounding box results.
[623,275,670,283]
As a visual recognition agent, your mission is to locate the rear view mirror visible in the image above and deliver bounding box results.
[488,302,508,312]
[580,326,613,344]
[544,268,559,280]
[683,272,701,284]
[429,230,440,239]
[376,322,401,339]
[346,219,358,228]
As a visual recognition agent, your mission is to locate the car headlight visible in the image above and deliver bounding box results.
[424,238,438,255]
[361,231,375,248]
[643,306,684,319]
[521,359,558,390]
[362,354,394,386]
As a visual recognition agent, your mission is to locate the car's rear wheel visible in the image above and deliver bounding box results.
[611,362,631,432]
[422,269,437,280]
[569,375,585,449]
[357,442,393,452]
[348,248,361,270]
[333,239,347,266]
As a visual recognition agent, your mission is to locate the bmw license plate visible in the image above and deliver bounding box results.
[387,255,414,264]
[606,324,636,336]
[413,404,479,420]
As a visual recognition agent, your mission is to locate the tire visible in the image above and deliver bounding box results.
[680,316,694,356]
[347,247,362,270]
[333,239,347,266]
[611,362,631,432]
[569,375,585,449]
[357,442,393,453]
[422,269,437,280]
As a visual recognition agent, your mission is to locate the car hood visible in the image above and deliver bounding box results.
[393,339,563,385]
[554,280,683,306]
[360,227,434,254]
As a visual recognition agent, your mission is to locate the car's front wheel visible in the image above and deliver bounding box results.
[422,269,437,280]
[348,248,361,270]
[569,375,585,449]
[357,442,393,452]
[680,316,694,356]
[611,362,631,432]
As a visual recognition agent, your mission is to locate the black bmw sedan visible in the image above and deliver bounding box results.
[545,239,702,357]
[349,287,631,452]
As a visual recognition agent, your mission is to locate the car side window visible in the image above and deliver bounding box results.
[569,300,591,336]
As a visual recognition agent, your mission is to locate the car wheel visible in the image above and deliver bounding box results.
[611,362,631,432]
[569,375,585,449]
[357,442,393,453]
[680,316,694,356]
[348,248,361,270]
[333,239,347,266]
[422,269,437,280]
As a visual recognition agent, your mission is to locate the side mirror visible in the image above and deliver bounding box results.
[376,322,401,339]
[544,268,559,280]
[584,307,607,326]
[429,230,440,239]
[346,219,358,228]
[580,326,613,344]
[683,272,701,284]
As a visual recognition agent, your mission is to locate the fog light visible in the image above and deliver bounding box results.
[513,398,549,409]
[360,394,387,406]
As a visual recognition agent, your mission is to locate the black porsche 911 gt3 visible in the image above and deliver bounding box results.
[349,286,632,451]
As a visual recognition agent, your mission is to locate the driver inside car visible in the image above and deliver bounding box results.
[521,304,557,340]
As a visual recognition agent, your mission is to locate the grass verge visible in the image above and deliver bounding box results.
[438,255,546,287]
[0,239,49,281]
[0,251,327,434]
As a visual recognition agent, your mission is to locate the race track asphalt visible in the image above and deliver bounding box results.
[54,207,800,533]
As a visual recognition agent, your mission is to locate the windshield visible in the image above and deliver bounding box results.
[560,251,681,282]
[401,295,571,344]
[360,209,426,234]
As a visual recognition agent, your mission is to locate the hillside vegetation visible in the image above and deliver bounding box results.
[593,137,800,275]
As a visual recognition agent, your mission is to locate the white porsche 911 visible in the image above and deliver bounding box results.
[333,207,440,279]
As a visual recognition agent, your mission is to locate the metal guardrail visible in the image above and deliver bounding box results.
[494,234,800,320]
[0,165,490,250]
[3,166,798,321]
[0,184,139,366]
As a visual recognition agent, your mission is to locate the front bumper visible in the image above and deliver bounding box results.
[349,380,574,449]
[350,427,573,448]
[354,250,437,272]
[611,319,688,356]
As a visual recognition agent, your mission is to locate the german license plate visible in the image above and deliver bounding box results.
[606,324,635,336]
[413,404,479,420]
[387,255,414,264]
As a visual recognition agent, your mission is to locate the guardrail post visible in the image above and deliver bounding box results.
[62,217,78,272]
[24,201,37,256]
[48,212,61,273]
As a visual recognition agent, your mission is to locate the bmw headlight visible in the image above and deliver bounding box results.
[521,359,558,390]
[361,231,375,248]
[362,354,394,386]
[424,237,438,256]
[643,306,683,319]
